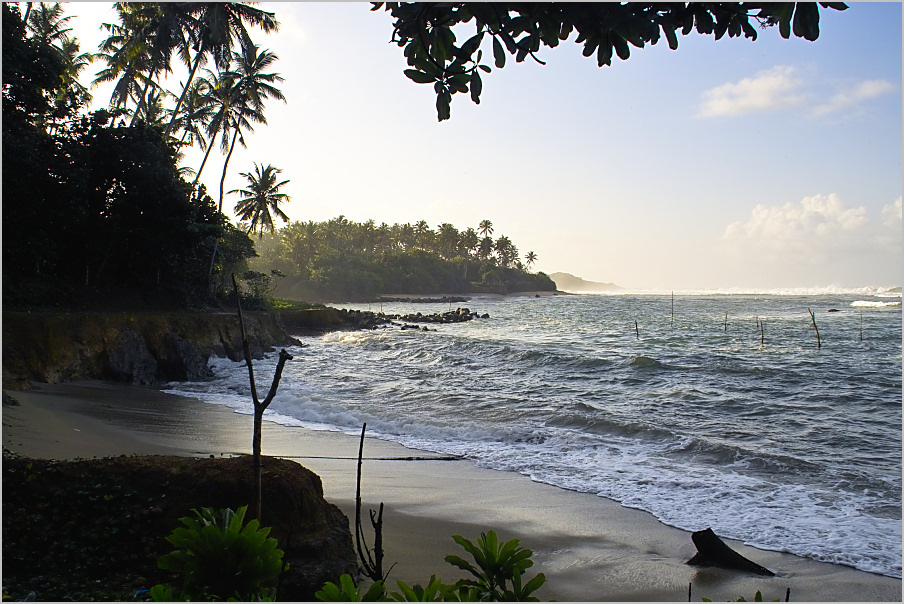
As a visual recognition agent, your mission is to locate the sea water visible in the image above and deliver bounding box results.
[165,289,902,578]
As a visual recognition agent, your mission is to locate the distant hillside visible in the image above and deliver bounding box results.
[549,272,623,292]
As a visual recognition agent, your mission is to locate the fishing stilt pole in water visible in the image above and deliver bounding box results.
[724,312,728,332]
[860,308,863,342]
[671,291,674,328]
[760,319,765,348]
[635,320,639,340]
[808,308,821,349]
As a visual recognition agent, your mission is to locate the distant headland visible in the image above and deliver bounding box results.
[549,272,623,293]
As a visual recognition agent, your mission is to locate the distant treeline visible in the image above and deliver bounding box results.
[249,217,556,301]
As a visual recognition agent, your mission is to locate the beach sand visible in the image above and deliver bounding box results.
[3,381,900,602]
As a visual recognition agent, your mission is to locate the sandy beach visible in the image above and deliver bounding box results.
[3,381,901,602]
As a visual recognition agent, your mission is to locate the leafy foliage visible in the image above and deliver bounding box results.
[445,531,545,601]
[374,2,849,120]
[316,530,545,602]
[2,4,258,310]
[154,505,286,601]
[315,574,388,602]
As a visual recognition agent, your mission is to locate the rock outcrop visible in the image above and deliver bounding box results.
[2,454,358,601]
[1,311,302,386]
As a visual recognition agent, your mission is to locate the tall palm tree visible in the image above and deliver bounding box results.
[26,2,71,47]
[215,40,285,213]
[231,163,291,238]
[165,2,279,137]
[524,251,538,269]
[478,219,494,239]
[190,69,231,188]
[459,227,479,259]
[27,3,94,127]
[95,3,191,125]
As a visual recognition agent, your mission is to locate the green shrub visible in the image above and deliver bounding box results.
[445,531,545,601]
[316,530,545,602]
[152,505,286,601]
[314,574,387,601]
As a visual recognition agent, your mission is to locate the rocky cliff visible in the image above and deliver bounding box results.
[1,310,322,386]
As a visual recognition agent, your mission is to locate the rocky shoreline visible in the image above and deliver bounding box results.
[1,306,488,387]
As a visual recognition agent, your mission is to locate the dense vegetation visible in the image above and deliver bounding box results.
[249,218,556,302]
[2,3,552,309]
[1,3,273,310]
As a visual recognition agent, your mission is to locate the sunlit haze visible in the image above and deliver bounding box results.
[62,2,902,291]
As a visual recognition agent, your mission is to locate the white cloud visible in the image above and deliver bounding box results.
[697,66,805,117]
[812,79,897,117]
[719,194,903,282]
[880,196,902,229]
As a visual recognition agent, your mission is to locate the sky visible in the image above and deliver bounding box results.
[58,2,902,290]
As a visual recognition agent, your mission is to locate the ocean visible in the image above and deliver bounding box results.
[164,288,902,579]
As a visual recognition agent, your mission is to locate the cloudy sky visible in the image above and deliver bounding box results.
[62,2,901,290]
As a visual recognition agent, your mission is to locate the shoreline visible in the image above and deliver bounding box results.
[2,381,901,601]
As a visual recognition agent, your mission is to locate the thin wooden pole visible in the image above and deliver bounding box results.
[635,320,639,340]
[860,308,863,342]
[808,308,821,349]
[760,319,765,347]
[671,291,674,328]
[724,312,728,332]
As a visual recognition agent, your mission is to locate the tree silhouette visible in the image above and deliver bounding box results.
[377,2,849,120]
[231,163,291,238]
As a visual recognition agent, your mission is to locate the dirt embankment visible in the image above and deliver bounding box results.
[1,309,352,387]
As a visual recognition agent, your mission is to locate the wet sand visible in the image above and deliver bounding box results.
[2,381,900,601]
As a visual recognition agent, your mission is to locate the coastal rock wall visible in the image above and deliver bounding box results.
[1,311,303,386]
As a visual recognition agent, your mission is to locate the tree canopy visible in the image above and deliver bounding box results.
[250,217,555,302]
[374,2,849,120]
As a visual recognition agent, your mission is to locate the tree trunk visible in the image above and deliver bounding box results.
[686,528,775,576]
[165,49,203,138]
[218,128,240,214]
[253,405,264,521]
[192,137,218,189]
[129,78,153,127]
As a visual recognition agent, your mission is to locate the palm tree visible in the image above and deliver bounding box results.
[495,235,515,268]
[478,219,494,239]
[231,163,291,238]
[26,3,71,47]
[478,235,494,262]
[95,3,192,126]
[215,40,285,213]
[27,3,94,128]
[459,227,479,259]
[165,2,279,138]
[524,251,538,269]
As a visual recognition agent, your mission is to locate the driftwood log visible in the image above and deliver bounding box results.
[686,528,775,576]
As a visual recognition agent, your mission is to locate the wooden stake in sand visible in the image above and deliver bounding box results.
[808,308,821,349]
[232,274,293,522]
[355,423,388,582]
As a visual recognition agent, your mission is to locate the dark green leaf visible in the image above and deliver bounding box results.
[792,2,820,41]
[436,92,451,121]
[612,33,630,60]
[663,24,679,50]
[404,69,435,84]
[470,71,482,104]
[492,36,506,68]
